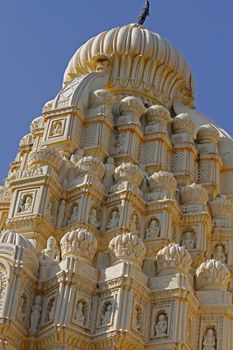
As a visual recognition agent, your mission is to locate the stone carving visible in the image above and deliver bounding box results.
[209,195,233,220]
[145,104,170,134]
[74,301,86,326]
[196,259,230,291]
[118,96,145,126]
[197,124,220,143]
[133,305,143,332]
[114,134,126,154]
[155,313,168,337]
[129,213,139,235]
[76,156,105,181]
[30,295,42,332]
[57,199,66,228]
[19,294,28,320]
[28,147,63,172]
[102,157,115,189]
[213,244,226,263]
[181,231,196,249]
[156,243,192,276]
[145,219,160,239]
[114,162,144,188]
[202,328,216,350]
[0,264,7,313]
[45,296,56,322]
[172,113,196,138]
[18,194,33,213]
[88,89,115,120]
[50,120,64,137]
[88,207,100,228]
[60,229,97,263]
[180,183,208,213]
[70,149,84,165]
[39,237,60,280]
[107,210,120,230]
[109,232,146,268]
[68,204,79,225]
[101,302,112,326]
[148,171,177,200]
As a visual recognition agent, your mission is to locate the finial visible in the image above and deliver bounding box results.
[137,0,150,25]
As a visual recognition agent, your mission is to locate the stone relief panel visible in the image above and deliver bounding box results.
[88,207,100,229]
[72,292,91,329]
[212,243,227,264]
[106,207,120,231]
[42,293,57,325]
[144,217,160,240]
[151,303,174,341]
[29,295,42,332]
[180,229,196,250]
[0,264,8,314]
[48,118,66,138]
[16,192,35,215]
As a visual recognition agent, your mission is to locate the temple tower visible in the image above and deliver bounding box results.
[0,22,233,350]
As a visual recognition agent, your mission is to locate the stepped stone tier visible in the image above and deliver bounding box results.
[1,22,233,350]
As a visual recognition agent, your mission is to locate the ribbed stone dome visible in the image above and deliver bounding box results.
[63,23,194,108]
[0,230,34,249]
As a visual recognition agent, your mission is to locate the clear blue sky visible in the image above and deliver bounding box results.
[0,0,233,181]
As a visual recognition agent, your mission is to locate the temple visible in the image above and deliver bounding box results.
[0,22,233,350]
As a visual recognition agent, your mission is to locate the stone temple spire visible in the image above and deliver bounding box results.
[0,17,233,350]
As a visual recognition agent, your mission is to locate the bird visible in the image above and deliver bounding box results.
[137,1,150,25]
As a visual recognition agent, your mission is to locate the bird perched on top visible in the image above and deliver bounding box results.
[137,1,150,25]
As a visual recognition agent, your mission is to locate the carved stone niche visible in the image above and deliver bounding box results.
[196,259,230,291]
[144,104,170,134]
[108,232,146,270]
[212,243,227,264]
[156,243,192,276]
[60,229,97,265]
[144,217,160,240]
[117,96,145,127]
[28,147,63,173]
[19,133,34,154]
[87,89,115,120]
[147,171,177,201]
[180,183,208,214]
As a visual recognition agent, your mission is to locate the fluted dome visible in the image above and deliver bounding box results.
[63,23,194,108]
[196,259,230,291]
[0,230,34,249]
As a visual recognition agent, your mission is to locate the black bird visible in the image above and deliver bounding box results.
[137,1,150,25]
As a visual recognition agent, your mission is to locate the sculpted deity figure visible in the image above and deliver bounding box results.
[129,214,139,234]
[103,157,115,189]
[155,313,168,337]
[89,208,100,228]
[18,195,33,213]
[39,237,60,280]
[19,295,27,320]
[75,302,86,326]
[46,297,56,322]
[57,199,66,228]
[213,244,226,263]
[107,210,120,230]
[68,205,79,225]
[133,307,142,332]
[114,134,125,154]
[202,328,216,350]
[70,148,84,165]
[50,121,63,136]
[145,219,160,239]
[181,231,195,249]
[101,303,112,325]
[30,295,42,332]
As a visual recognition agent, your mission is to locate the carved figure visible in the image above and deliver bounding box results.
[181,231,195,249]
[30,295,42,332]
[70,149,84,165]
[18,195,33,213]
[103,157,115,188]
[75,302,86,326]
[114,134,125,154]
[89,208,100,228]
[68,204,79,225]
[137,1,150,25]
[50,121,63,136]
[107,210,120,230]
[155,313,168,337]
[39,237,60,280]
[213,244,226,263]
[19,294,27,320]
[145,219,160,239]
[129,214,139,234]
[133,307,142,332]
[57,199,66,228]
[101,303,112,325]
[46,297,56,322]
[202,328,216,350]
